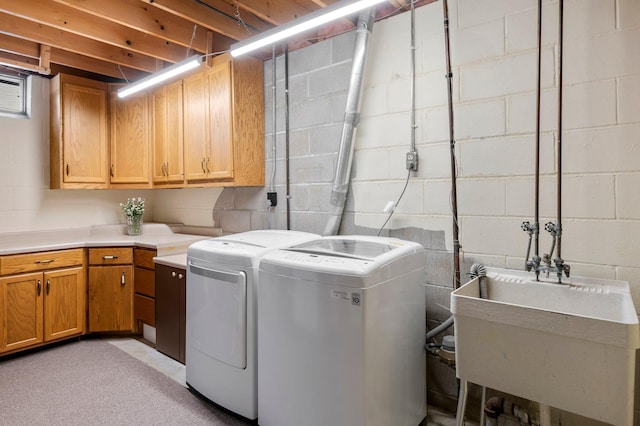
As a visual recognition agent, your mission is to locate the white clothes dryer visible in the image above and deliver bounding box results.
[257,235,427,426]
[185,230,318,421]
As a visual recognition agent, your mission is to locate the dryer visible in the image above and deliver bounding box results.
[185,230,318,421]
[257,235,427,426]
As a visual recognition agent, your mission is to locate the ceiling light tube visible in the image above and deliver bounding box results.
[230,0,386,58]
[117,55,203,98]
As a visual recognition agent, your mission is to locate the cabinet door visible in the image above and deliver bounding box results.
[110,88,150,185]
[88,265,134,332]
[183,71,209,182]
[43,267,85,342]
[0,272,43,353]
[152,81,184,184]
[206,61,234,179]
[155,264,185,363]
[61,79,109,185]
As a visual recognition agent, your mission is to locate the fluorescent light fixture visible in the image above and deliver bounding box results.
[117,55,203,98]
[230,0,386,58]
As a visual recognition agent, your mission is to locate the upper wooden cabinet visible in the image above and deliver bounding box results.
[109,86,151,187]
[183,54,265,186]
[50,74,109,189]
[151,81,184,185]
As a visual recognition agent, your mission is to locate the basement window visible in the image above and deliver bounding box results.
[0,73,30,119]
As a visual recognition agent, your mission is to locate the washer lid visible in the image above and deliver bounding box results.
[289,238,394,260]
[187,230,319,267]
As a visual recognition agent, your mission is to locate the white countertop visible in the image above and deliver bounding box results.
[0,224,221,257]
[153,253,187,269]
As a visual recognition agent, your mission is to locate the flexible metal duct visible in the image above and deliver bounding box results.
[323,10,375,236]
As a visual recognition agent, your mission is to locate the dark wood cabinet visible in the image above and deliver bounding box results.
[155,263,186,364]
[133,248,156,328]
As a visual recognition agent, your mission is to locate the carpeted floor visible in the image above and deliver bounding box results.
[0,339,251,426]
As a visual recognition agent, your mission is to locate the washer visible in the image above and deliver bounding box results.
[185,230,319,421]
[257,235,427,426]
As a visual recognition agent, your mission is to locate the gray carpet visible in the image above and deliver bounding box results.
[0,339,251,425]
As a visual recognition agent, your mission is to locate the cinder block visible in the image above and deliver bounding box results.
[505,176,556,218]
[425,284,453,322]
[618,0,640,30]
[412,141,451,179]
[506,3,558,53]
[289,96,334,130]
[618,75,640,124]
[460,49,555,101]
[563,0,615,40]
[563,79,616,130]
[351,148,390,181]
[356,112,411,149]
[219,210,251,233]
[234,187,269,211]
[361,84,389,118]
[308,61,351,99]
[0,188,11,211]
[423,107,450,143]
[564,124,640,173]
[457,178,506,216]
[616,174,640,219]
[288,39,332,77]
[460,216,531,257]
[457,0,534,29]
[423,180,452,216]
[455,99,505,140]
[291,154,336,183]
[451,18,504,65]
[309,124,342,155]
[562,220,640,267]
[350,180,424,214]
[564,27,640,85]
[415,70,449,110]
[288,184,310,211]
[287,74,310,105]
[459,133,555,178]
[331,30,356,64]
[506,89,558,135]
[290,212,329,235]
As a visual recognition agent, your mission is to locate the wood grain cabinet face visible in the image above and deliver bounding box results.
[50,74,109,189]
[152,81,184,185]
[88,248,134,333]
[183,54,264,186]
[109,86,151,187]
[0,250,85,355]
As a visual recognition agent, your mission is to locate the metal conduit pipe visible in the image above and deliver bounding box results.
[323,10,375,236]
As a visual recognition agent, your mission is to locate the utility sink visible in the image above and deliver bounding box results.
[451,267,640,425]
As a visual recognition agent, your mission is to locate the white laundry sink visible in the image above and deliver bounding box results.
[451,267,640,425]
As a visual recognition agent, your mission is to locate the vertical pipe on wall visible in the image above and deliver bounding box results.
[534,0,542,265]
[270,46,277,193]
[442,0,461,289]
[285,45,291,230]
[556,0,564,262]
[409,0,416,153]
[323,10,376,236]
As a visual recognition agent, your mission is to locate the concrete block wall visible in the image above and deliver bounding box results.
[216,0,639,420]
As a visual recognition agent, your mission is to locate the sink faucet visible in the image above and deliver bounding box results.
[522,221,570,283]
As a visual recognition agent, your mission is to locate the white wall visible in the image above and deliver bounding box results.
[351,0,640,282]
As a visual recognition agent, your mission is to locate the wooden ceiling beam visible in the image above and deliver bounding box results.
[0,12,160,73]
[50,48,149,80]
[0,0,197,63]
[236,0,317,25]
[0,33,40,58]
[189,0,273,32]
[141,0,258,41]
[50,0,210,53]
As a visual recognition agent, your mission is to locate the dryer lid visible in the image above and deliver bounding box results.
[290,238,394,260]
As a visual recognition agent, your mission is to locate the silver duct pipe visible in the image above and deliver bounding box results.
[323,10,375,236]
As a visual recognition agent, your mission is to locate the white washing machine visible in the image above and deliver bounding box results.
[185,230,319,421]
[257,235,427,426]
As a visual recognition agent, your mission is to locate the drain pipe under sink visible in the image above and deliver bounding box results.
[323,10,375,236]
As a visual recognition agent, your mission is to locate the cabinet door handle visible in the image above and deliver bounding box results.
[163,162,168,176]
[37,280,41,296]
[65,163,70,176]
[201,157,206,173]
[121,272,126,286]
[171,271,176,278]
[205,157,210,173]
[178,273,184,279]
[34,259,54,264]
[110,164,115,178]
[46,280,50,295]
[102,255,118,260]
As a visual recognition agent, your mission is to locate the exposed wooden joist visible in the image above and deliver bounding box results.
[50,0,211,53]
[0,51,48,74]
[141,0,258,41]
[237,0,317,25]
[0,33,40,58]
[50,48,149,80]
[0,0,198,63]
[0,12,159,73]
[190,0,273,32]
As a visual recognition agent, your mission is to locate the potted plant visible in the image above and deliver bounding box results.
[120,197,145,236]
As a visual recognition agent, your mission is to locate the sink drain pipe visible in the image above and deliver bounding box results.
[323,10,375,236]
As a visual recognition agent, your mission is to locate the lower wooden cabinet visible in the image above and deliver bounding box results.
[155,264,186,364]
[0,266,85,354]
[133,248,156,328]
[88,248,134,332]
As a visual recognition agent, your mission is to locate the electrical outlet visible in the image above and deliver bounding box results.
[406,151,418,171]
[267,192,277,207]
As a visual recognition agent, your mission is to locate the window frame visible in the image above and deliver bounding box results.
[0,73,31,119]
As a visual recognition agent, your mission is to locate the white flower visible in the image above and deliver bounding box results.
[120,197,145,218]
